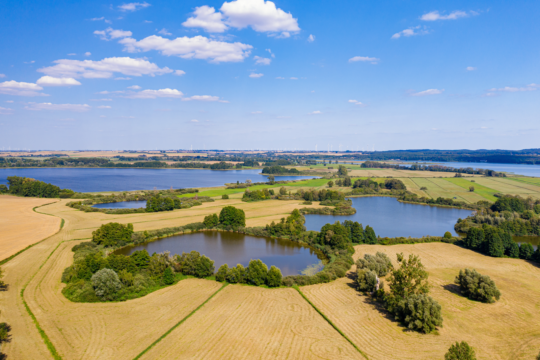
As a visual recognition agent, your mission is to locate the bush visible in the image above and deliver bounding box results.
[266,266,282,287]
[356,269,378,293]
[163,267,174,285]
[222,194,229,199]
[356,252,393,277]
[393,294,443,334]
[519,243,535,260]
[203,213,219,228]
[215,264,229,282]
[245,259,268,286]
[445,341,476,360]
[219,206,246,227]
[444,231,452,239]
[195,255,215,278]
[92,222,134,247]
[91,268,122,301]
[455,269,501,303]
[226,264,246,284]
[0,322,11,346]
[118,269,134,286]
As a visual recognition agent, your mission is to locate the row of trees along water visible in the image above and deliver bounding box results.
[0,176,74,198]
[361,160,506,176]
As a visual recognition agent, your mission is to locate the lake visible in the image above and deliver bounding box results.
[114,231,324,276]
[0,168,316,193]
[304,197,473,237]
[405,161,540,177]
[92,200,147,209]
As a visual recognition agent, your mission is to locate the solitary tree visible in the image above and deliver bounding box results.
[327,180,334,188]
[469,186,475,192]
[455,269,500,303]
[445,341,476,360]
[443,231,452,240]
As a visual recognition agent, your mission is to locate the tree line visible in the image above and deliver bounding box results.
[0,176,73,198]
[361,161,506,177]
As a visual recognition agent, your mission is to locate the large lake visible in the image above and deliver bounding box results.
[304,197,473,237]
[114,231,323,276]
[408,161,540,177]
[0,168,316,192]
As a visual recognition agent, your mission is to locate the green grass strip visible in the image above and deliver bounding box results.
[294,286,369,359]
[445,178,498,202]
[20,240,66,360]
[133,283,229,360]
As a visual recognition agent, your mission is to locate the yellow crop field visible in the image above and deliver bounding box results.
[139,284,359,360]
[347,169,475,178]
[399,178,429,197]
[302,243,540,360]
[0,195,61,261]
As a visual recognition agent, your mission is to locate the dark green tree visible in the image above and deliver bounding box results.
[364,226,377,244]
[445,341,476,360]
[455,269,500,303]
[203,213,219,227]
[337,165,348,176]
[131,250,151,269]
[327,180,334,188]
[92,222,134,247]
[246,259,268,286]
[195,255,215,278]
[162,267,174,285]
[215,264,229,282]
[443,231,452,240]
[465,227,484,249]
[266,266,282,287]
[519,243,535,260]
[393,294,443,333]
[219,206,246,227]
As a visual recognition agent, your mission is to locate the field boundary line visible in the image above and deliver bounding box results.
[133,283,229,360]
[0,201,63,265]
[293,286,369,359]
[21,240,67,360]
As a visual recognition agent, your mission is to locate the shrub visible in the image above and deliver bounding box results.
[91,268,122,301]
[519,243,535,260]
[163,267,174,285]
[0,322,11,346]
[455,269,500,303]
[133,273,155,293]
[92,222,134,247]
[222,194,229,199]
[444,231,452,239]
[219,206,246,227]
[118,269,134,286]
[445,341,476,360]
[0,267,6,290]
[266,266,282,287]
[364,225,377,244]
[148,252,174,277]
[393,294,443,334]
[131,250,151,269]
[215,264,229,282]
[356,252,393,277]
[203,213,219,228]
[388,253,429,300]
[356,269,378,293]
[245,259,268,286]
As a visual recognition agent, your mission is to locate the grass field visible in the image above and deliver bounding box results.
[405,178,486,203]
[0,195,61,261]
[302,243,540,359]
[2,193,540,359]
[445,178,499,202]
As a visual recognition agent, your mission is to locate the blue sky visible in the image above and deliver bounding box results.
[1,0,539,151]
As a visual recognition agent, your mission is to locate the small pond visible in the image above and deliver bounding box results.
[114,231,324,276]
[304,197,473,238]
[92,200,147,209]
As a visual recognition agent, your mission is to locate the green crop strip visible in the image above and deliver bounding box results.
[294,286,369,359]
[133,283,228,360]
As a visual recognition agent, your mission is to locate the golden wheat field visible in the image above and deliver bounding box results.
[302,243,540,360]
[2,195,540,359]
[0,195,61,261]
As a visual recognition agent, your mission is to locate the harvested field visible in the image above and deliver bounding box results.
[302,243,540,360]
[347,169,474,178]
[0,195,61,261]
[475,177,540,199]
[445,178,499,202]
[139,284,360,360]
[399,178,429,197]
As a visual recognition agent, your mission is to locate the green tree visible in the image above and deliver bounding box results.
[364,225,377,244]
[455,269,500,303]
[226,264,245,284]
[92,222,134,247]
[268,175,275,184]
[162,267,174,285]
[508,242,520,258]
[215,264,229,282]
[393,294,443,333]
[342,176,352,187]
[337,165,348,176]
[465,227,484,249]
[246,259,268,286]
[469,186,475,192]
[222,194,229,199]
[195,255,215,278]
[519,243,535,260]
[131,250,151,269]
[279,186,287,195]
[327,180,334,188]
[266,266,282,287]
[91,268,122,301]
[219,206,246,227]
[443,231,452,240]
[445,341,476,360]
[0,267,6,290]
[0,322,11,348]
[356,269,378,293]
[203,213,219,227]
[356,252,393,277]
[387,253,429,302]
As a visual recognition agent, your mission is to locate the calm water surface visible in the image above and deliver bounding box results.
[92,200,147,209]
[406,161,540,177]
[304,197,473,237]
[0,168,316,192]
[114,231,324,276]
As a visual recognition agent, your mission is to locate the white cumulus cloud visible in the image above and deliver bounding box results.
[309,110,321,115]
[127,88,184,98]
[0,74,6,78]
[97,105,111,109]
[420,10,471,21]
[118,2,150,12]
[182,95,228,102]
[249,73,263,78]
[348,100,365,106]
[119,35,252,63]
[84,52,91,56]
[25,102,91,112]
[220,0,300,35]
[38,57,173,79]
[36,76,82,87]
[253,56,271,65]
[349,56,379,64]
[0,81,47,97]
[0,106,13,114]
[94,27,133,41]
[307,34,315,42]
[174,70,186,76]
[127,85,141,89]
[410,89,444,96]
[158,28,172,36]
[183,6,227,33]
[488,84,538,92]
